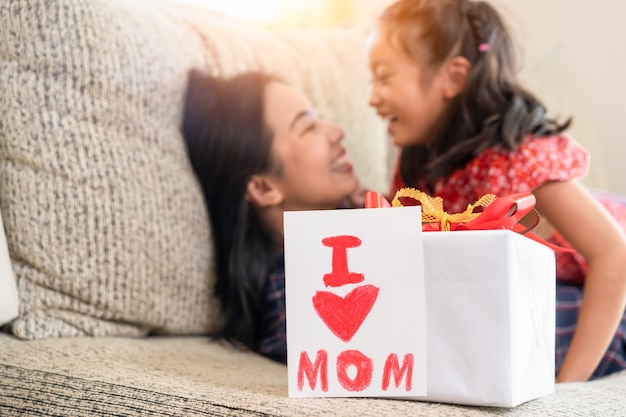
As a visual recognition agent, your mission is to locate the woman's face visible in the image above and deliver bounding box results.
[264,82,358,211]
[367,24,448,148]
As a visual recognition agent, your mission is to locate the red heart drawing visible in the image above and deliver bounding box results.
[312,284,379,342]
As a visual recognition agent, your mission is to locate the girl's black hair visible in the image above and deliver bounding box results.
[381,0,571,191]
[182,70,279,350]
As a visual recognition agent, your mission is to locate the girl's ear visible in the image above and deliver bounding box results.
[246,175,284,208]
[442,56,471,99]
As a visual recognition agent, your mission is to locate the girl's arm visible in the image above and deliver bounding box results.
[533,180,626,382]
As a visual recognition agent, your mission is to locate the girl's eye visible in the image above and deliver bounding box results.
[377,74,390,84]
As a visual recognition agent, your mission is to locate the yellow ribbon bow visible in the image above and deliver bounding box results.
[390,188,498,231]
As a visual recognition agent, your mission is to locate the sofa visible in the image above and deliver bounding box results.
[1,0,625,415]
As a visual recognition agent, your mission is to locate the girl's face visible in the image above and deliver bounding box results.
[367,24,449,148]
[264,82,358,211]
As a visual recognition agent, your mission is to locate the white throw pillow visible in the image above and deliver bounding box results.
[0,208,18,326]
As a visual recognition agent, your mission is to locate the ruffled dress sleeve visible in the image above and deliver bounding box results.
[465,135,590,285]
[390,134,589,211]
[466,134,590,198]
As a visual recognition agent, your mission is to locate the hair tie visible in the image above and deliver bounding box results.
[478,43,490,52]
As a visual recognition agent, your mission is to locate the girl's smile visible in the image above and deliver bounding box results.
[367,24,456,149]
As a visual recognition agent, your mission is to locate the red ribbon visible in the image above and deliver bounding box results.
[365,190,574,253]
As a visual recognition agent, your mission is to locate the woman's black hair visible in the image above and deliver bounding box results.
[182,70,279,350]
[380,0,571,191]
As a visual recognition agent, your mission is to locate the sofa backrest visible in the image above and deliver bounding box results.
[0,0,390,338]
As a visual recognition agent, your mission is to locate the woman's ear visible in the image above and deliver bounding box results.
[442,56,471,99]
[246,175,284,208]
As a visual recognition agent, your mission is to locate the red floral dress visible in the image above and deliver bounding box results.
[390,134,626,286]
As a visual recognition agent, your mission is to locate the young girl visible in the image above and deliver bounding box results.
[367,0,626,382]
[182,71,359,363]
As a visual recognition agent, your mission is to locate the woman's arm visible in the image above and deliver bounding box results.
[533,180,626,382]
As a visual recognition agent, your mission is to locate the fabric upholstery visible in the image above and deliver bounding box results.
[1,334,625,416]
[0,0,217,338]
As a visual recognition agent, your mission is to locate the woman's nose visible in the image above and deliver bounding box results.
[327,122,344,144]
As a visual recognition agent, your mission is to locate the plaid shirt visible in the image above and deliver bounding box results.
[556,283,626,379]
[257,254,287,364]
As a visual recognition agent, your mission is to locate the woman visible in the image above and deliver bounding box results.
[182,70,360,363]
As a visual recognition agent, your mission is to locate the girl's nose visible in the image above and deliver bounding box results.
[368,87,381,108]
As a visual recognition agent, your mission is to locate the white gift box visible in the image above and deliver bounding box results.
[418,230,555,407]
[285,207,556,407]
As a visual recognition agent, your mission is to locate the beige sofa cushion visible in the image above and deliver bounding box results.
[1,333,625,416]
[0,0,217,338]
[0,0,389,339]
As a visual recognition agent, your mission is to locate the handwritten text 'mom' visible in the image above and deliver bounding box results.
[297,349,415,392]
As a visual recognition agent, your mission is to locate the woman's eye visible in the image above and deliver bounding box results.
[302,121,320,135]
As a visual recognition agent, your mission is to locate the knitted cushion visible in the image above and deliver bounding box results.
[0,0,218,338]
